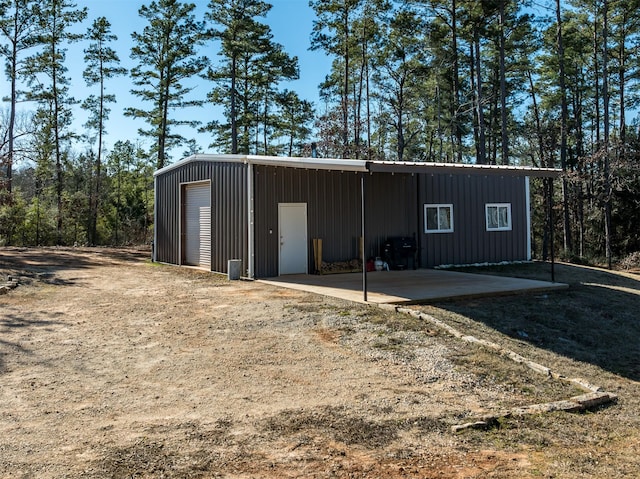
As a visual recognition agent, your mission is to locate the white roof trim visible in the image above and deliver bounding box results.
[371,160,559,172]
[154,154,368,176]
[154,154,561,178]
[368,160,561,177]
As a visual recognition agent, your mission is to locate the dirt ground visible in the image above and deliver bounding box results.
[0,247,638,478]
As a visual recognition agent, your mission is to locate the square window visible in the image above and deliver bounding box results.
[486,203,512,231]
[425,204,454,233]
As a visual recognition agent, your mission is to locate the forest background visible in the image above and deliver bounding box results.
[1,0,639,269]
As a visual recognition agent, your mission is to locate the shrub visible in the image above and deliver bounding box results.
[619,251,640,270]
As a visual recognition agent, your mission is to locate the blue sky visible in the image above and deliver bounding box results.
[41,0,331,158]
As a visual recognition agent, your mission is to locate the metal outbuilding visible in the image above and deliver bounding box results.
[153,154,560,294]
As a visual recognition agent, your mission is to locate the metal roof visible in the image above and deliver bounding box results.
[154,154,368,176]
[154,154,561,178]
[367,160,561,177]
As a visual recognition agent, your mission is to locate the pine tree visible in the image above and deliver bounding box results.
[413,0,466,163]
[22,0,87,244]
[311,0,392,159]
[126,0,208,170]
[373,7,429,161]
[0,0,40,197]
[29,101,57,245]
[82,16,126,245]
[253,45,299,154]
[310,0,363,158]
[205,0,296,154]
[105,140,152,245]
[554,0,572,254]
[275,90,314,156]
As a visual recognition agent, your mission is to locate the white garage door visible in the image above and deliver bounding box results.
[184,183,211,268]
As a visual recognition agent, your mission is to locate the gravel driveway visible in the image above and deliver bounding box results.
[0,247,589,478]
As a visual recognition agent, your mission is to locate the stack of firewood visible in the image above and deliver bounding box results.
[320,259,362,274]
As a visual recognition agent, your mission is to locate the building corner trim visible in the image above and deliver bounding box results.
[247,162,255,279]
[153,176,158,262]
[525,176,532,261]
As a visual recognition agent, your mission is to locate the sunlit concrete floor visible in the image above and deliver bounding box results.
[259,268,568,305]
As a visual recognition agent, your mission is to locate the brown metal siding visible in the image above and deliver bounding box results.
[156,160,529,277]
[253,168,420,278]
[419,174,528,267]
[254,166,364,278]
[155,161,248,274]
[364,173,419,260]
[212,162,248,273]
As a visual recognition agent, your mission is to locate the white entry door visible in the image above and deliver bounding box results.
[278,203,308,275]
[184,183,211,268]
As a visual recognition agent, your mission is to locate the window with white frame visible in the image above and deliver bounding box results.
[424,204,454,233]
[485,203,512,231]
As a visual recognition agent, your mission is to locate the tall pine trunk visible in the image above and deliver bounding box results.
[6,12,18,199]
[473,25,487,165]
[451,0,463,163]
[602,0,613,268]
[342,6,350,158]
[555,0,572,255]
[231,54,238,154]
[499,0,509,165]
[50,18,64,245]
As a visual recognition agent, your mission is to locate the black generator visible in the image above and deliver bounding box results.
[382,236,417,270]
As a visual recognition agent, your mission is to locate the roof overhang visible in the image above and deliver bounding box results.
[154,154,368,176]
[366,161,561,178]
[154,154,561,178]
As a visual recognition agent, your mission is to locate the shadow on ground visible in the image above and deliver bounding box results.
[0,247,148,374]
[0,312,67,375]
[0,247,149,280]
[431,262,640,382]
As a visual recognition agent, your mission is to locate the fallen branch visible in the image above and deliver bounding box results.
[0,275,19,295]
[452,391,618,433]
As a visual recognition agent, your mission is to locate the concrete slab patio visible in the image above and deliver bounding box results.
[259,269,568,304]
